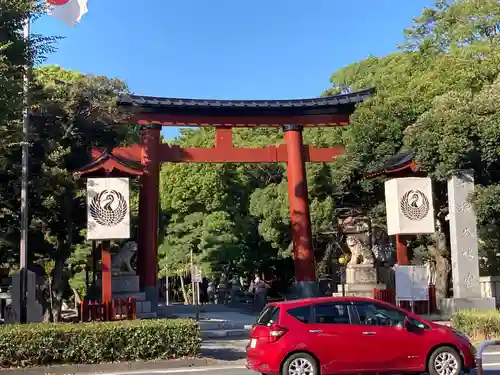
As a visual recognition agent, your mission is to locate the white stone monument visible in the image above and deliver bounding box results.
[441,170,495,315]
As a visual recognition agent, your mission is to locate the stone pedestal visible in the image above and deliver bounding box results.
[441,297,496,318]
[337,264,385,298]
[98,272,156,318]
[7,270,43,323]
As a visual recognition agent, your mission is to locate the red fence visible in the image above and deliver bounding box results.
[79,297,136,322]
[373,285,437,315]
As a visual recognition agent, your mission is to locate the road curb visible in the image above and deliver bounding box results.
[0,357,245,374]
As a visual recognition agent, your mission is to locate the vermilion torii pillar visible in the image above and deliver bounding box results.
[283,124,317,295]
[78,89,373,303]
[137,125,161,302]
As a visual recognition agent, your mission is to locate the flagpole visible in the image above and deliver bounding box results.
[19,15,31,324]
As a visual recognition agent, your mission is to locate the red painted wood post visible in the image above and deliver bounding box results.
[117,299,123,320]
[110,300,115,321]
[101,240,112,320]
[283,124,318,297]
[89,300,95,321]
[396,234,409,265]
[79,300,86,321]
[124,297,135,320]
[125,297,131,320]
[138,124,161,307]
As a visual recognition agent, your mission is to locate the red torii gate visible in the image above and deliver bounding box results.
[78,88,373,304]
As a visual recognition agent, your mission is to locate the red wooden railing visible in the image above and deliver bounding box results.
[373,285,438,315]
[79,297,136,322]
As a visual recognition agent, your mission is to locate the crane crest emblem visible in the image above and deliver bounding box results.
[400,189,430,221]
[89,189,128,227]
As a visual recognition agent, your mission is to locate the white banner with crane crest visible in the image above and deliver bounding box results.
[385,177,435,235]
[87,178,130,240]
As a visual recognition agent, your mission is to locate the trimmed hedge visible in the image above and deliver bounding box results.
[0,318,200,368]
[452,309,500,340]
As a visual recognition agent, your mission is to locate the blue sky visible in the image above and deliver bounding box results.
[34,0,433,139]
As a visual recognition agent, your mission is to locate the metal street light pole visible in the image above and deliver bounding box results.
[19,16,31,324]
[164,264,169,306]
[190,249,194,306]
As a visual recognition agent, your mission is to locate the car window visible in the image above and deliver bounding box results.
[287,306,311,323]
[313,303,351,324]
[256,305,280,326]
[354,302,406,327]
[407,316,429,329]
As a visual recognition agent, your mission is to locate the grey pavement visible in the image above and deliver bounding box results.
[75,370,500,375]
[201,338,247,361]
[77,366,500,375]
[82,367,250,375]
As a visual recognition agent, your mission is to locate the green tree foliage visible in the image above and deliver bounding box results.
[1,2,139,319]
[0,0,57,264]
[4,0,500,311]
[321,0,500,299]
[29,66,139,320]
[157,0,500,301]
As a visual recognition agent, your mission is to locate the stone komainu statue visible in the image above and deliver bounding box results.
[341,216,375,266]
[341,216,395,266]
[112,241,137,273]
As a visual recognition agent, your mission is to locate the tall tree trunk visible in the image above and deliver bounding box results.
[48,276,54,317]
[316,243,334,280]
[51,257,66,322]
[179,275,189,305]
[49,188,74,322]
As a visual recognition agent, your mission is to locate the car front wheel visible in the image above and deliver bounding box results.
[281,352,318,375]
[428,346,462,375]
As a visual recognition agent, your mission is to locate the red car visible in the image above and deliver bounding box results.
[246,296,475,375]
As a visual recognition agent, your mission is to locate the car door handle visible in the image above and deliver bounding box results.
[362,331,376,335]
[308,329,323,333]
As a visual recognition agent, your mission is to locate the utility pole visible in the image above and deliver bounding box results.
[164,264,169,306]
[19,16,31,324]
[190,249,194,306]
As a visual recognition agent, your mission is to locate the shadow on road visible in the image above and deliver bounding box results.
[200,347,246,361]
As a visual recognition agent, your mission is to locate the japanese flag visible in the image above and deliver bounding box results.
[47,0,88,26]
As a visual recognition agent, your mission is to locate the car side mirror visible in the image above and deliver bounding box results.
[403,317,413,330]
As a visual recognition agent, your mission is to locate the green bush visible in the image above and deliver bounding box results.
[452,309,500,340]
[0,318,200,368]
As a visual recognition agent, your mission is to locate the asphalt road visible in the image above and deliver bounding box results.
[8,342,500,375]
[85,366,250,375]
[87,357,500,375]
[82,366,500,375]
[88,347,500,375]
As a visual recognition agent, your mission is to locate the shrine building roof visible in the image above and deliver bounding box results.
[75,149,143,177]
[117,88,374,120]
[363,151,421,179]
